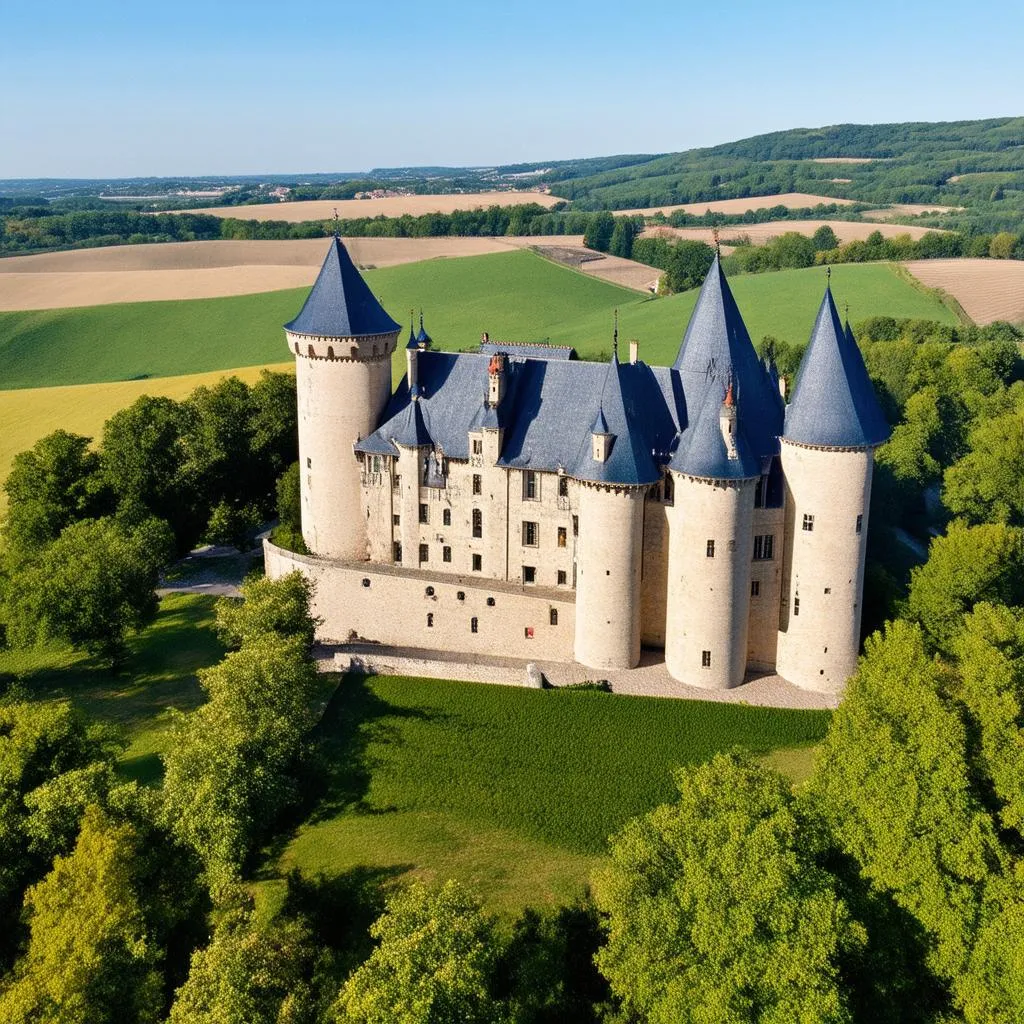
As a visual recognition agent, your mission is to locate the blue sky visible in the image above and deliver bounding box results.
[2,0,1021,178]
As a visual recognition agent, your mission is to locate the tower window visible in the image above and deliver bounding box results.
[824,587,831,594]
[751,580,760,597]
[794,596,800,616]
[472,554,482,572]
[443,546,452,563]
[557,570,567,585]
[457,590,465,601]
[443,508,451,526]
[523,566,536,584]
[419,543,429,563]
[306,457,312,469]
[572,515,579,536]
[472,438,482,455]
[557,527,567,548]
[425,586,435,596]
[753,534,774,560]
[426,613,434,628]
[802,514,814,532]
[471,616,478,633]
[706,540,715,558]
[393,542,402,563]
[472,474,482,495]
[419,503,429,524]
[701,650,711,668]
[472,509,482,538]
[522,521,539,546]
[487,597,496,607]
[856,514,863,534]
[362,578,371,588]
[550,608,558,626]
[393,514,400,526]
[523,471,538,501]
[558,476,569,497]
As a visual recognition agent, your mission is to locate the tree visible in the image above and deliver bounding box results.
[335,880,500,1024]
[812,224,840,251]
[989,232,1017,259]
[582,212,614,253]
[2,431,105,559]
[593,753,859,1024]
[249,370,298,485]
[276,462,301,533]
[214,571,318,651]
[608,217,636,259]
[4,516,173,665]
[905,521,1024,654]
[202,500,262,552]
[943,410,1024,527]
[663,240,715,293]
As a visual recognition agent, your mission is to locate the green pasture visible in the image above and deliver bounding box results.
[279,674,829,913]
[0,250,958,390]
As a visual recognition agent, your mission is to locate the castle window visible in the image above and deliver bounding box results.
[856,514,863,534]
[550,608,558,626]
[802,514,814,532]
[371,456,380,473]
[663,474,674,504]
[443,546,451,563]
[753,534,774,560]
[572,515,578,537]
[294,342,300,355]
[794,596,800,616]
[457,590,465,601]
[362,578,371,588]
[419,503,429,524]
[472,554,482,572]
[558,476,569,498]
[427,613,434,628]
[307,457,312,469]
[472,509,482,538]
[425,586,435,596]
[557,570,567,585]
[701,650,711,668]
[472,438,482,455]
[523,566,536,584]
[393,542,402,563]
[393,514,400,526]
[557,527,567,548]
[522,521,538,546]
[824,587,831,594]
[327,346,335,359]
[472,474,482,495]
[525,627,534,639]
[751,580,760,597]
[393,475,401,490]
[486,597,496,607]
[471,616,478,633]
[706,540,715,558]
[419,543,429,563]
[443,508,451,526]
[523,471,538,501]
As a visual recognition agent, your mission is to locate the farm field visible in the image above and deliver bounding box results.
[642,218,941,247]
[615,191,857,218]
[903,258,1024,324]
[861,203,961,221]
[278,674,830,913]
[182,191,562,221]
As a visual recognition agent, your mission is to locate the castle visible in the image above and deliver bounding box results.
[264,238,890,693]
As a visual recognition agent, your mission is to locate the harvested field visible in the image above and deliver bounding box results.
[534,245,661,292]
[903,259,1024,325]
[861,203,960,221]
[617,192,856,218]
[0,236,571,310]
[640,219,941,246]
[181,191,562,222]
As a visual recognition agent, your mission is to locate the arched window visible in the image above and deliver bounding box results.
[327,346,335,359]
[549,608,558,626]
[472,508,482,538]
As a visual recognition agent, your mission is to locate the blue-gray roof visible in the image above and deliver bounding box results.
[416,313,432,346]
[285,237,401,338]
[480,341,576,361]
[669,255,782,479]
[388,398,433,448]
[784,287,891,449]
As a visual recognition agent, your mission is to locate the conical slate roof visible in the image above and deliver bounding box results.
[670,255,782,477]
[389,397,432,448]
[285,237,401,338]
[416,312,432,346]
[569,353,660,487]
[784,287,890,449]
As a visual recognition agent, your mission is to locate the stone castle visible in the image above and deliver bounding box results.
[264,238,890,693]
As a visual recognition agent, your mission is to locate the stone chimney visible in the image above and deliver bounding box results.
[488,353,506,408]
[629,339,639,365]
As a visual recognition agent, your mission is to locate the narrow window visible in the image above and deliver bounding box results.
[701,650,711,668]
[371,456,380,473]
[572,515,578,537]
[471,616,478,633]
[751,580,760,597]
[856,514,863,534]
[802,514,814,532]
[457,590,465,601]
[419,503,429,524]
[306,457,312,469]
[522,521,538,546]
[525,627,534,639]
[472,553,482,571]
[663,474,674,504]
[393,474,401,489]
[523,471,538,500]
[523,566,536,584]
[753,534,774,560]
[706,539,715,558]
[472,508,483,537]
[550,608,558,626]
[443,508,451,526]
[472,474,482,495]
[558,476,569,497]
[557,527,567,548]
[557,570,567,585]
[419,543,429,563]
[426,613,434,628]
[393,514,400,526]
[443,546,451,563]
[393,541,402,563]
[794,596,800,616]
[472,438,482,455]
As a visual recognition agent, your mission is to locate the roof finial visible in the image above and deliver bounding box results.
[826,265,832,285]
[419,308,424,329]
[844,300,850,321]
[333,207,339,235]
[613,308,619,358]
[712,226,720,257]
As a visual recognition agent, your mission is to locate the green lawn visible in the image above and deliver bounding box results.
[0,593,224,784]
[279,674,829,914]
[0,251,958,390]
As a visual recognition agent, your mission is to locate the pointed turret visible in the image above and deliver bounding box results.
[784,286,889,449]
[285,237,401,338]
[389,398,432,448]
[416,311,432,347]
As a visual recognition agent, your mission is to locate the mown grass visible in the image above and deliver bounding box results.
[279,674,829,913]
[0,593,223,784]
[0,251,957,392]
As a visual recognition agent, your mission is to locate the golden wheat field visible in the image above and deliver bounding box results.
[902,259,1024,324]
[615,192,857,218]
[640,219,941,247]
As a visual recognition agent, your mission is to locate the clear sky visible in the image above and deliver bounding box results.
[2,0,1021,178]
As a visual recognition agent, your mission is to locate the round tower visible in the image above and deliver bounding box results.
[284,238,400,559]
[775,287,890,692]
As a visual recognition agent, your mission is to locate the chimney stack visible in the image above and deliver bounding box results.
[628,339,639,365]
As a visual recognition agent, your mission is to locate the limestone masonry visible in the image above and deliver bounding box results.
[265,238,891,694]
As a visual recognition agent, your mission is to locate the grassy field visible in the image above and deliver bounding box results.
[0,593,223,784]
[279,674,830,914]
[0,251,957,391]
